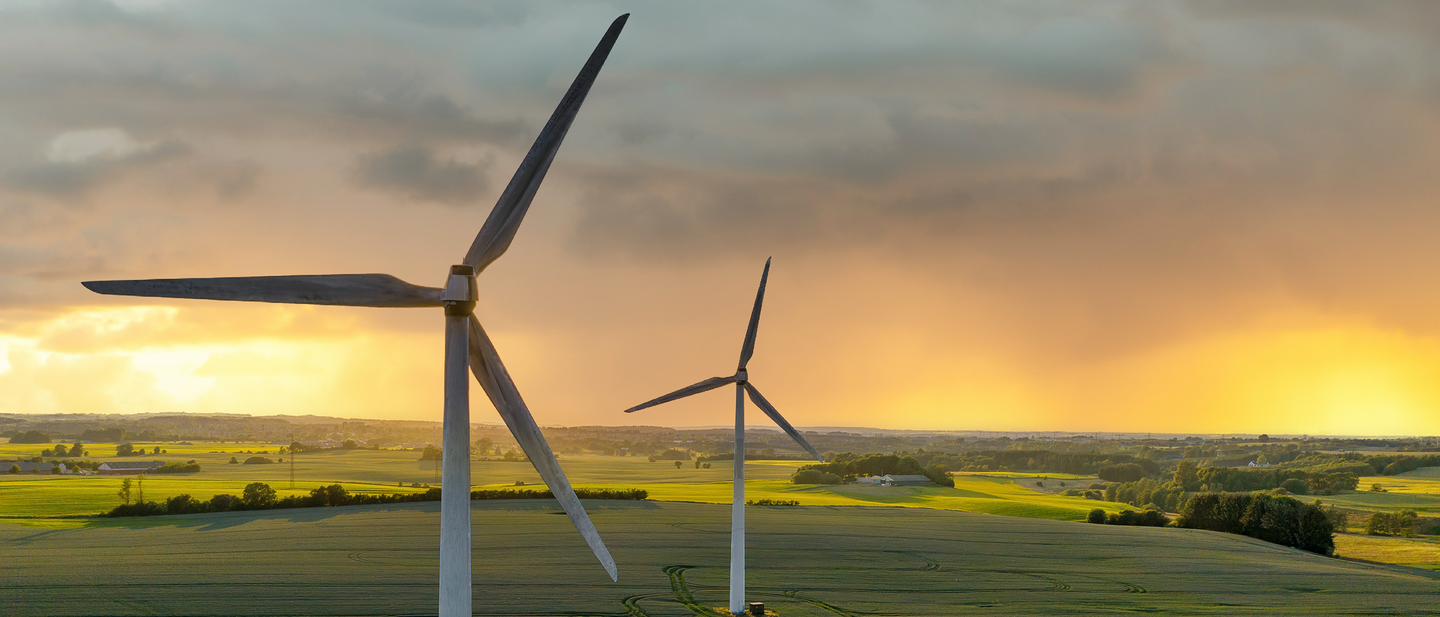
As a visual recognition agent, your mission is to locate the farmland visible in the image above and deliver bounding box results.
[4,500,1438,616]
[0,446,1122,521]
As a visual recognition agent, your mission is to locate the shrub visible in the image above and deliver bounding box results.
[746,499,799,506]
[243,456,275,465]
[791,469,842,485]
[228,457,238,464]
[156,461,201,474]
[7,464,17,474]
[1108,509,1168,527]
[1086,508,1106,524]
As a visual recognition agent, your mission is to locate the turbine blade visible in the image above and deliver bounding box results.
[82,274,442,307]
[623,375,738,413]
[744,382,823,462]
[463,14,629,272]
[467,315,617,581]
[737,258,771,370]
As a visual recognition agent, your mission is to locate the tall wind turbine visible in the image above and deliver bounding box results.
[82,15,629,617]
[624,258,824,614]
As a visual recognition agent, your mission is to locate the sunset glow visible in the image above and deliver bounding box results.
[2,3,1439,435]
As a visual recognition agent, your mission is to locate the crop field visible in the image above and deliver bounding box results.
[3,500,1438,616]
[1334,533,1440,572]
[1321,476,1440,515]
[1,448,1120,521]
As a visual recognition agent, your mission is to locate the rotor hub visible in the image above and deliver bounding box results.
[736,369,748,384]
[442,264,478,316]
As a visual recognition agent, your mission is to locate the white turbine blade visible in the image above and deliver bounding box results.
[463,14,628,272]
[736,258,771,370]
[467,314,617,581]
[743,382,824,462]
[623,375,738,413]
[82,274,442,307]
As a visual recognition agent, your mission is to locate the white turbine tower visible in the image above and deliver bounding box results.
[82,15,629,617]
[624,258,824,614]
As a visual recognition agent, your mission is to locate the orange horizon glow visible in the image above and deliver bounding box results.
[3,5,1440,437]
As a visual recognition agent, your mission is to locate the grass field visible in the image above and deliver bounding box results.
[3,500,1437,616]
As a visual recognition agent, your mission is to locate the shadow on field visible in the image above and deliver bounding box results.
[69,498,663,532]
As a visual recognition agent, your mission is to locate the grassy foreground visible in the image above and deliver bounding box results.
[3,500,1437,616]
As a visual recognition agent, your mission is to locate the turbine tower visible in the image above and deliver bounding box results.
[82,15,630,617]
[624,258,824,614]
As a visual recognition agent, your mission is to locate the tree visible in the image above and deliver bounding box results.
[418,445,442,461]
[342,439,358,450]
[1087,508,1107,524]
[135,474,145,504]
[1173,460,1199,491]
[695,460,702,469]
[474,438,493,455]
[1279,478,1308,495]
[229,456,239,464]
[118,478,133,505]
[116,443,135,457]
[674,461,683,469]
[10,430,51,444]
[1098,463,1145,483]
[242,482,278,509]
[69,443,84,457]
[1258,434,1270,443]
[7,464,17,474]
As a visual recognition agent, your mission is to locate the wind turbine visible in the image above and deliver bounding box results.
[624,258,824,615]
[82,15,629,617]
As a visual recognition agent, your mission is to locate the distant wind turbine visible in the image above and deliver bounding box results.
[82,14,630,617]
[624,258,824,614]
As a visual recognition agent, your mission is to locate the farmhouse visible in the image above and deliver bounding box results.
[881,474,932,486]
[98,461,165,475]
[7,462,66,474]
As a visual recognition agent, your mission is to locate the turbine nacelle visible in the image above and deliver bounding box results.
[441,265,478,316]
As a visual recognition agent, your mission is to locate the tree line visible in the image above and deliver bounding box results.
[1174,492,1334,555]
[793,453,954,487]
[105,482,648,517]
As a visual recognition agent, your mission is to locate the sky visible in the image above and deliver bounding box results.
[2,1,1440,435]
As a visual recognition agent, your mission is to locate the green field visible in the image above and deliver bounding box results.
[1,448,1124,521]
[3,500,1437,616]
[1321,476,1440,515]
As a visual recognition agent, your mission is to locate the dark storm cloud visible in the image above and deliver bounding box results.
[351,146,492,205]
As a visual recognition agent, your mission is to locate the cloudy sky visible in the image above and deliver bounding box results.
[2,1,1439,435]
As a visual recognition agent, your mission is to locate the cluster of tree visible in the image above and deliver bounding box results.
[39,443,85,457]
[242,456,275,465]
[154,461,202,474]
[791,453,954,487]
[1366,510,1418,537]
[904,449,1161,477]
[1175,492,1333,555]
[1086,508,1168,527]
[791,469,842,485]
[115,443,165,457]
[107,482,650,517]
[1193,467,1359,495]
[9,430,51,444]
